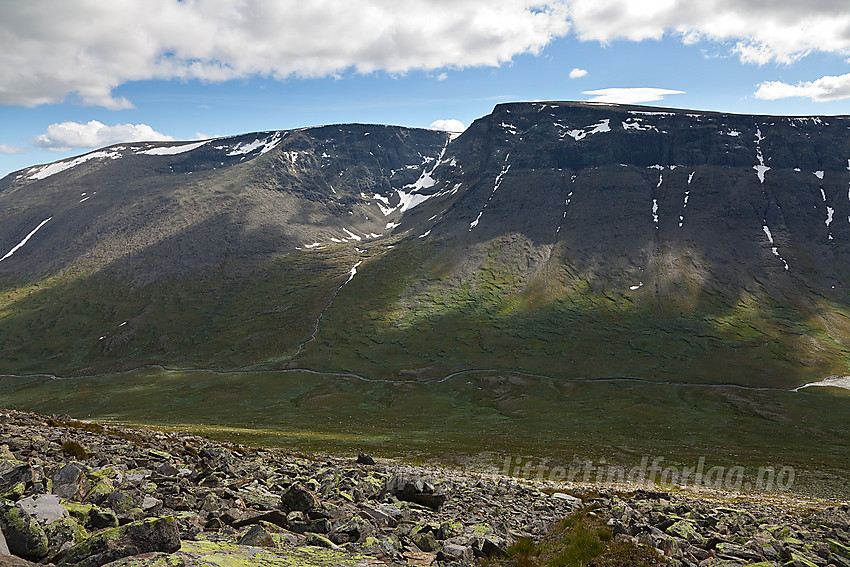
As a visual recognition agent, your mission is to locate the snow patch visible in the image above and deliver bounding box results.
[342,228,361,241]
[469,161,512,231]
[562,119,611,141]
[226,133,282,156]
[796,375,850,391]
[0,217,52,262]
[763,224,789,270]
[622,118,658,132]
[753,129,770,184]
[27,150,122,180]
[629,282,644,291]
[404,169,437,191]
[814,170,824,180]
[344,261,362,284]
[139,141,208,156]
[396,190,435,213]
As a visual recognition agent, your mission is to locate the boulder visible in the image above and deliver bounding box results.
[385,473,446,511]
[59,516,180,567]
[0,501,49,562]
[86,507,119,530]
[280,484,319,513]
[236,524,274,547]
[53,464,89,501]
[329,516,374,545]
[18,494,68,525]
[437,543,473,563]
[0,557,38,567]
[44,517,87,562]
[0,525,9,555]
[0,462,32,500]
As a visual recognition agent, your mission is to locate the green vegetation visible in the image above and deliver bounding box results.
[61,440,91,460]
[1,233,848,388]
[491,508,664,567]
[0,367,847,498]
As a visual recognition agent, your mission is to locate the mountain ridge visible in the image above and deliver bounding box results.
[2,101,850,387]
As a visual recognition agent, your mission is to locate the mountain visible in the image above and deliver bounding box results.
[2,101,850,387]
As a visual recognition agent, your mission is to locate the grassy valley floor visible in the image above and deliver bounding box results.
[1,367,847,500]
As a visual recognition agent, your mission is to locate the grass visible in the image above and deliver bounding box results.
[0,367,847,499]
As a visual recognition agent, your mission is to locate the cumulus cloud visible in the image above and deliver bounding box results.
[3,1,849,110]
[566,0,850,65]
[0,144,26,155]
[429,119,466,132]
[569,68,588,79]
[583,88,685,104]
[0,1,570,109]
[33,121,174,151]
[755,73,850,102]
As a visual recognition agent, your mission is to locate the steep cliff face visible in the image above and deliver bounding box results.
[1,102,849,385]
[394,102,850,301]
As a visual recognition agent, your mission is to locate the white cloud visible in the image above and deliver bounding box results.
[566,0,850,65]
[33,121,174,151]
[755,73,850,102]
[436,72,448,81]
[0,1,571,109]
[583,88,685,104]
[4,2,850,110]
[569,67,588,79]
[0,144,26,155]
[429,119,466,132]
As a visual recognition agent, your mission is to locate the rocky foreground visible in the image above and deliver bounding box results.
[0,409,848,567]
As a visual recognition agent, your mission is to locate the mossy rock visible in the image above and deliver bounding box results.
[61,501,94,524]
[437,519,463,540]
[179,539,378,566]
[85,479,115,505]
[45,516,88,562]
[60,516,180,567]
[99,552,185,567]
[0,502,49,561]
[666,519,705,545]
[828,538,850,559]
[1,482,26,501]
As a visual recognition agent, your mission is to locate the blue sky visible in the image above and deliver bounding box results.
[2,1,849,179]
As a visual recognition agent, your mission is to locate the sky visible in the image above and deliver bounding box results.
[2,0,850,179]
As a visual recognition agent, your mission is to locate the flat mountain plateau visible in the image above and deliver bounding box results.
[0,102,849,503]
